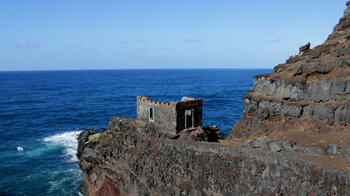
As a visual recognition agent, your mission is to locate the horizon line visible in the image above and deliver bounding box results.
[0,67,273,72]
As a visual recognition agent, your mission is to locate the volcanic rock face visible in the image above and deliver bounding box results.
[230,2,350,148]
[78,118,350,195]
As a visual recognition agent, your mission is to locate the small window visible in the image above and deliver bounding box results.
[149,107,154,121]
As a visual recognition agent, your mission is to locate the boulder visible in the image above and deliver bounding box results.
[269,141,282,152]
[323,144,339,155]
[281,140,298,151]
[299,42,311,53]
[252,137,271,148]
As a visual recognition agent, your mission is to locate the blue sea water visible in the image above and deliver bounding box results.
[0,69,270,195]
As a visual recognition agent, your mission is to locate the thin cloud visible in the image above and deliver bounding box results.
[138,49,147,53]
[67,44,82,49]
[82,48,98,53]
[181,38,204,43]
[56,51,68,54]
[16,40,40,48]
[263,36,281,42]
[120,41,128,45]
[136,40,146,43]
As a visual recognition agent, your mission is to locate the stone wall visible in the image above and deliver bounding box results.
[137,96,177,134]
[137,96,203,134]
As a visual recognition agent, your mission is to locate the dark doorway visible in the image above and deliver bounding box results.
[185,110,194,129]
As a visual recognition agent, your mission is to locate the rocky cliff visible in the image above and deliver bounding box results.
[230,2,350,151]
[79,118,350,195]
[78,2,350,196]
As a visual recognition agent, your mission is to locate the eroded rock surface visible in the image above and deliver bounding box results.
[78,119,350,195]
[230,2,350,153]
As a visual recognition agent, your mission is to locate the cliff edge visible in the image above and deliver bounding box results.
[230,1,350,153]
[78,118,350,195]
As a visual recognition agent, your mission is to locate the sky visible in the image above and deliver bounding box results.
[0,0,348,71]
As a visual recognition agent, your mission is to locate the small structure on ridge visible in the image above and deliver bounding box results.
[137,96,202,135]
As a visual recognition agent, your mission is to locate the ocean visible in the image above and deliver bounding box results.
[0,69,270,195]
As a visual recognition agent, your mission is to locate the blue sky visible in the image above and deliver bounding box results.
[0,0,347,71]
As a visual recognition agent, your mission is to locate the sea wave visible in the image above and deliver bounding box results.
[43,130,82,162]
[17,146,24,151]
[47,168,82,195]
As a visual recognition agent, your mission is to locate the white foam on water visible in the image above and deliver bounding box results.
[43,130,82,162]
[17,146,23,151]
[40,130,83,194]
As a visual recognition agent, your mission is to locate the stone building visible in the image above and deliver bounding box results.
[137,96,202,135]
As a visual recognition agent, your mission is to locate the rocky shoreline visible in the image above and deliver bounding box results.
[78,1,350,195]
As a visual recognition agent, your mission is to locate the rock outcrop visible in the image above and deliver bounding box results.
[230,2,350,152]
[78,118,350,195]
[78,2,350,195]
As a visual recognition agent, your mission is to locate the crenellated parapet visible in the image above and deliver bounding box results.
[137,96,177,106]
